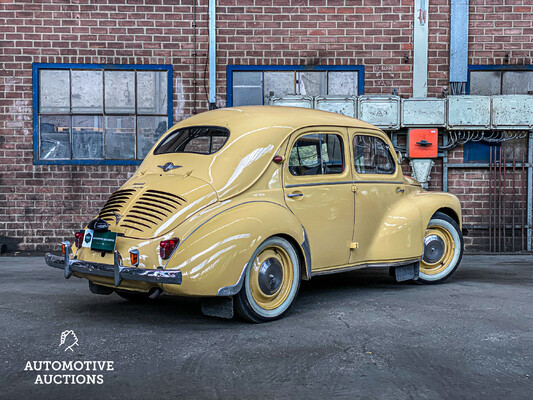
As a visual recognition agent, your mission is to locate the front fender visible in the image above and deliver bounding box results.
[162,201,306,297]
[413,191,463,230]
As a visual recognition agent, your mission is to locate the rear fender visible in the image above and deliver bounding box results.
[162,201,307,296]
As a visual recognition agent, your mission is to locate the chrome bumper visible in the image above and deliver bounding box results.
[45,242,182,287]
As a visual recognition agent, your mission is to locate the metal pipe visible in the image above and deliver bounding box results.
[498,147,502,252]
[493,147,498,252]
[208,0,216,108]
[489,147,492,252]
[522,149,526,251]
[193,0,197,114]
[503,152,506,251]
[527,131,533,251]
[512,151,516,252]
[413,0,429,97]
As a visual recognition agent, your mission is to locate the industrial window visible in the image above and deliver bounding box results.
[33,64,173,165]
[353,135,395,175]
[227,66,364,107]
[289,134,344,176]
[469,67,533,95]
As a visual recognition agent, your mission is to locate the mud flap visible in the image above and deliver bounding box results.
[390,261,420,282]
[201,297,234,319]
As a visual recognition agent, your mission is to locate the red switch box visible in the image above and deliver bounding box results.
[408,129,438,158]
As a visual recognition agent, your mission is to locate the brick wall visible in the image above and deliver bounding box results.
[0,0,531,253]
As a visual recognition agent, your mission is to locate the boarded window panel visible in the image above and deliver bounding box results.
[298,71,326,96]
[232,71,263,106]
[328,71,358,95]
[105,71,135,114]
[137,71,168,114]
[39,115,71,159]
[502,71,533,94]
[39,70,70,113]
[264,71,295,104]
[72,115,104,159]
[105,116,135,159]
[470,71,501,95]
[71,71,103,113]
[137,116,168,159]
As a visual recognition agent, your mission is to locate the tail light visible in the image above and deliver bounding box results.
[130,249,139,266]
[74,231,85,248]
[160,238,179,260]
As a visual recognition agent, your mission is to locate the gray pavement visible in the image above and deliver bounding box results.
[0,255,532,400]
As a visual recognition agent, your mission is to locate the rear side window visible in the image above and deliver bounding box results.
[154,126,229,155]
[289,134,344,176]
[353,135,396,174]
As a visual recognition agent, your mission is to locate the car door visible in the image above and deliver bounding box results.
[283,127,354,271]
[349,129,413,264]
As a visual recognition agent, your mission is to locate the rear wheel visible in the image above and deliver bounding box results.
[418,212,463,284]
[235,237,301,323]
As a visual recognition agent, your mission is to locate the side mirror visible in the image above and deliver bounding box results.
[396,151,403,164]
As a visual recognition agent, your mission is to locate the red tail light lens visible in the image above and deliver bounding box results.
[160,238,179,260]
[74,231,85,248]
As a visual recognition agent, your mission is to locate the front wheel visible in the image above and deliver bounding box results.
[418,212,464,284]
[234,237,301,323]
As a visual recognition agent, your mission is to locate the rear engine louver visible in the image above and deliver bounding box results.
[118,190,187,233]
[98,189,136,224]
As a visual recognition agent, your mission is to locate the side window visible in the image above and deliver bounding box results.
[353,135,395,175]
[289,134,344,176]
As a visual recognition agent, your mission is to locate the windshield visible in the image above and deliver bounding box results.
[154,126,230,155]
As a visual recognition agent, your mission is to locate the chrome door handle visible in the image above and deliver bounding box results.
[287,193,303,198]
[396,187,405,193]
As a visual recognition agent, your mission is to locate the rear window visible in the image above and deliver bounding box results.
[154,126,229,155]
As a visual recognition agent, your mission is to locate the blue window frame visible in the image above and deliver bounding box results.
[226,65,364,107]
[32,63,173,165]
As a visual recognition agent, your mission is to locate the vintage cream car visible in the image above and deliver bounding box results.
[46,106,464,322]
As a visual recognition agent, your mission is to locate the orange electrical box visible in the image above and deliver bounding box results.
[408,129,438,158]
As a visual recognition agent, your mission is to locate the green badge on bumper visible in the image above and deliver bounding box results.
[90,231,117,252]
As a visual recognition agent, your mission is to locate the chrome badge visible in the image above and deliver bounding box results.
[158,162,182,172]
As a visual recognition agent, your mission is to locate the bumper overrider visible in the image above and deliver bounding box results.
[45,242,182,287]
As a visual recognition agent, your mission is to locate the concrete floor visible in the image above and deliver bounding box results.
[0,255,532,400]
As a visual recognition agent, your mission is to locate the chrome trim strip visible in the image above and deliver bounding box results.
[285,180,404,188]
[45,252,182,285]
[217,263,247,296]
[311,258,420,277]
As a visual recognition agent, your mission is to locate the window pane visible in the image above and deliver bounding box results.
[72,115,103,159]
[470,71,501,95]
[289,134,344,176]
[154,126,229,155]
[233,71,263,106]
[39,70,70,113]
[137,71,168,114]
[328,71,358,95]
[502,71,533,95]
[105,116,135,159]
[264,71,295,104]
[39,115,70,159]
[105,71,135,114]
[353,135,395,175]
[298,71,326,96]
[71,71,103,113]
[137,116,168,159]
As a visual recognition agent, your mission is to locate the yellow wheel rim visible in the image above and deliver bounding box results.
[249,244,294,310]
[420,225,456,275]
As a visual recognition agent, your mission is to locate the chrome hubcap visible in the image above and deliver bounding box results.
[258,258,283,295]
[423,234,445,264]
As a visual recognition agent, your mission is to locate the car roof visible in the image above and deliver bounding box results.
[174,106,379,137]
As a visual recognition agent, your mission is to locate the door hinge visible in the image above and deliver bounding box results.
[350,242,359,250]
[351,184,358,193]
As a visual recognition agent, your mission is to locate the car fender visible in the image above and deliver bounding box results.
[161,201,307,297]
